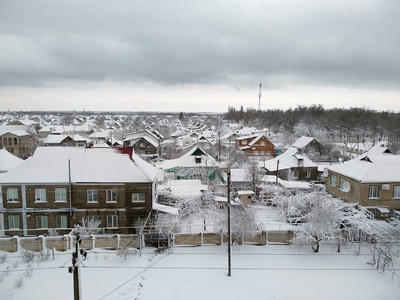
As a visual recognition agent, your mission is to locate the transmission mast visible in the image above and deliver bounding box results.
[258,83,262,111]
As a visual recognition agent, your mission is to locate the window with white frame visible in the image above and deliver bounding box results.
[291,169,299,179]
[132,193,145,202]
[35,188,47,202]
[254,150,259,156]
[55,188,67,202]
[393,186,400,200]
[241,140,247,145]
[88,215,99,223]
[87,190,98,203]
[7,188,18,202]
[56,215,68,228]
[106,189,117,202]
[36,215,48,229]
[107,215,118,228]
[339,178,346,190]
[330,175,338,187]
[8,215,20,229]
[306,170,312,178]
[260,141,266,146]
[369,186,379,199]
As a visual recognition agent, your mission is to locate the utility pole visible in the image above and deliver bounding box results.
[218,131,221,163]
[69,234,82,300]
[276,160,279,185]
[227,171,232,277]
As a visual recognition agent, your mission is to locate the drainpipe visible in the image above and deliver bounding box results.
[0,186,4,236]
[69,159,72,216]
[22,184,27,236]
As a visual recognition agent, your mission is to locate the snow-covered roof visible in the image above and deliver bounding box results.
[159,180,208,198]
[0,147,157,184]
[262,147,318,171]
[153,202,179,215]
[128,136,159,148]
[327,154,400,183]
[248,134,267,146]
[221,131,236,140]
[73,134,87,142]
[236,127,257,136]
[89,130,109,138]
[358,145,391,158]
[279,180,313,190]
[0,125,35,137]
[292,136,315,149]
[0,149,24,173]
[237,190,254,195]
[230,169,249,183]
[123,130,160,145]
[160,147,219,170]
[43,134,73,144]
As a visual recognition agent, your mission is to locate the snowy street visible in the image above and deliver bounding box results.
[1,244,399,300]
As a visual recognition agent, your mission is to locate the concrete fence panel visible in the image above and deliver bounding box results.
[119,234,139,249]
[243,231,267,245]
[267,230,294,244]
[94,235,118,249]
[173,233,202,246]
[0,237,18,252]
[20,237,43,252]
[202,233,222,245]
[45,235,69,251]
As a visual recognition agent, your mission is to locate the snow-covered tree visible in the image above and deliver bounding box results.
[217,204,262,243]
[72,217,102,236]
[244,161,263,194]
[273,189,394,253]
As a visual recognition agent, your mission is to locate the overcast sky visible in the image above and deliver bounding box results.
[1,0,400,113]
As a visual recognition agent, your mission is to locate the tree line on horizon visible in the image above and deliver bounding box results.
[224,104,400,152]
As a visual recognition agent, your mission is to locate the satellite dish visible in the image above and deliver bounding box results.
[323,169,329,177]
[342,182,351,193]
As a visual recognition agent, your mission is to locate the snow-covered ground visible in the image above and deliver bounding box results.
[0,243,399,300]
[1,204,398,299]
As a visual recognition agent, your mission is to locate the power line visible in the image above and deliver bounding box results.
[98,253,168,300]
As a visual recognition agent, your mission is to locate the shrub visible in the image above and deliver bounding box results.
[20,249,35,263]
[37,250,50,262]
[14,277,24,288]
[0,253,7,264]
[12,260,19,269]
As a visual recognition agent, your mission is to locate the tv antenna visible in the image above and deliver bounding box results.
[258,83,262,111]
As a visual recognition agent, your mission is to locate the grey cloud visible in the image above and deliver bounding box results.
[0,0,399,90]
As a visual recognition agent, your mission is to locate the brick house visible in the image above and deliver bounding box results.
[325,154,400,220]
[236,134,274,157]
[0,146,157,236]
[0,125,39,159]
